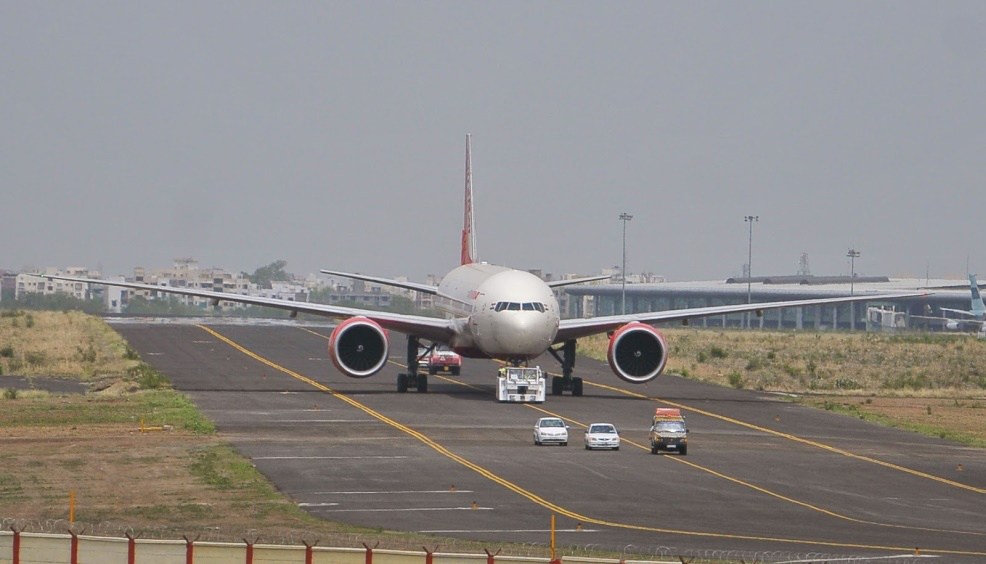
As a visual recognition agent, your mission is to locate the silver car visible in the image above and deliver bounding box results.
[533,417,569,446]
[584,423,620,450]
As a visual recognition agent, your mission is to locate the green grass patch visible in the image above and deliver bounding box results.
[800,398,986,448]
[0,390,215,434]
[190,445,276,494]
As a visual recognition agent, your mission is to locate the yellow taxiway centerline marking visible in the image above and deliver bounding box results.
[203,325,985,556]
[583,379,986,496]
[476,378,985,538]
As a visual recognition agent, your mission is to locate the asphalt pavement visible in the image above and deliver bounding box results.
[113,321,986,562]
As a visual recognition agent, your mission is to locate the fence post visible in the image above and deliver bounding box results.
[363,541,379,564]
[10,526,22,564]
[244,539,253,564]
[68,530,80,564]
[422,545,439,564]
[125,532,142,564]
[183,534,200,564]
[303,540,319,564]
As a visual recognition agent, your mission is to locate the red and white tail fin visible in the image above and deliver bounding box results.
[461,133,477,265]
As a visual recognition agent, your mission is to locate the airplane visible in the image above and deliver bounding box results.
[38,135,929,397]
[913,274,985,333]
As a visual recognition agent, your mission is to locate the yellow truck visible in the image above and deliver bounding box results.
[649,408,688,455]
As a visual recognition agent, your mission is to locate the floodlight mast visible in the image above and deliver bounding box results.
[744,215,758,328]
[619,212,633,315]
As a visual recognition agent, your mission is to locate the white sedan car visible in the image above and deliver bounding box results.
[533,417,569,446]
[584,423,620,450]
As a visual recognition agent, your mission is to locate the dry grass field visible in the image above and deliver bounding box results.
[0,310,136,381]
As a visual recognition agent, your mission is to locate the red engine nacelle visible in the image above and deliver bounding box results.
[328,317,389,378]
[606,322,669,384]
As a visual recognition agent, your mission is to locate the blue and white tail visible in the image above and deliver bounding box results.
[970,274,985,319]
[461,134,477,266]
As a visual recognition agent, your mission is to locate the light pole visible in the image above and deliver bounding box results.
[619,212,633,315]
[744,215,758,328]
[847,248,860,295]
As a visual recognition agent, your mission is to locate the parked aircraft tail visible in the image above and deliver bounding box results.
[971,274,985,318]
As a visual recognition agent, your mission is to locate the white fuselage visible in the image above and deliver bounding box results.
[433,263,560,360]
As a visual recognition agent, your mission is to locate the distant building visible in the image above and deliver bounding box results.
[130,258,256,309]
[15,267,101,301]
[564,275,961,332]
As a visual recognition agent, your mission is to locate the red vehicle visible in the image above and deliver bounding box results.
[424,346,462,375]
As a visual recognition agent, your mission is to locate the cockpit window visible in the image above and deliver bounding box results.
[494,301,547,313]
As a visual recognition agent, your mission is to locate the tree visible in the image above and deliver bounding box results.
[247,260,291,288]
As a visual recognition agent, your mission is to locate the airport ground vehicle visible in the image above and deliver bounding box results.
[496,366,546,402]
[584,423,620,450]
[650,408,688,455]
[426,345,462,375]
[533,417,569,446]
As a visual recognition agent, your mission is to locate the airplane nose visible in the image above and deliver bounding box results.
[492,314,550,355]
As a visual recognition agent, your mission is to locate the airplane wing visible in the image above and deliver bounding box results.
[318,269,466,303]
[555,292,928,343]
[939,308,981,319]
[546,275,612,288]
[36,274,456,343]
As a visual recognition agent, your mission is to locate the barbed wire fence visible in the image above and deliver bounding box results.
[1,518,927,564]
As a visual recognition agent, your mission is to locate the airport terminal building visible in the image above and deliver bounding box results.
[563,276,975,332]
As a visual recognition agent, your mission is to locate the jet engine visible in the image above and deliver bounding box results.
[945,320,959,330]
[329,317,389,378]
[606,322,669,384]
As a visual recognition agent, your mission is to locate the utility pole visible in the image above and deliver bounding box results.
[744,215,758,328]
[620,212,633,315]
[847,248,860,295]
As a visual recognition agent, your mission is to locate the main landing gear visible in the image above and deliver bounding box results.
[397,336,429,393]
[547,339,583,396]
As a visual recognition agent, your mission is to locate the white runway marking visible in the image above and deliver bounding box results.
[254,456,409,460]
[420,528,597,534]
[297,502,339,507]
[306,490,473,495]
[317,507,493,512]
[776,556,939,563]
[266,419,378,423]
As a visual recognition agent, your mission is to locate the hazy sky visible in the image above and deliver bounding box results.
[3,2,985,282]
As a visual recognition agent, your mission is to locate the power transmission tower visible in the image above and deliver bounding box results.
[798,253,811,277]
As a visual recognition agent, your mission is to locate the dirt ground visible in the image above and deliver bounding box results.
[0,395,445,550]
[800,394,986,445]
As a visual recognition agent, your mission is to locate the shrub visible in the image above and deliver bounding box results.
[728,371,744,389]
[3,388,17,400]
[25,351,47,367]
[123,345,140,361]
[25,314,34,328]
[0,345,12,358]
[834,377,860,390]
[127,363,170,390]
[745,357,763,371]
[709,346,728,359]
[76,343,97,364]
